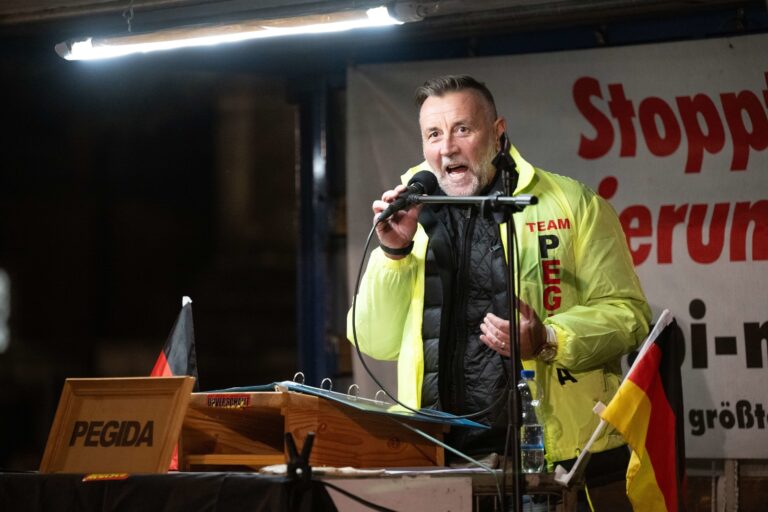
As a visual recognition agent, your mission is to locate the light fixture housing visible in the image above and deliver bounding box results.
[55,5,418,61]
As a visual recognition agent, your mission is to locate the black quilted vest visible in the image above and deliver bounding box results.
[419,177,512,456]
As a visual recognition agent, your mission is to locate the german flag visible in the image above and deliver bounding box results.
[150,297,199,390]
[150,297,199,470]
[600,317,687,512]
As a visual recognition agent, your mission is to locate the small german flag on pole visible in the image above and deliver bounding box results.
[150,297,199,471]
[151,296,199,391]
[601,311,687,512]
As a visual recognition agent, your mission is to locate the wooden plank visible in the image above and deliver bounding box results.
[184,454,284,467]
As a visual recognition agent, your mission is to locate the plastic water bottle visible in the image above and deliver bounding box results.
[518,369,545,473]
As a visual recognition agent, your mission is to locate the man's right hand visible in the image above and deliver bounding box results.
[373,184,422,260]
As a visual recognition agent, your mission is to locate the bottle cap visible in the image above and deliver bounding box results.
[521,369,535,379]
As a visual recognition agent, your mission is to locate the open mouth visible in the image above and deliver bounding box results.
[445,164,469,175]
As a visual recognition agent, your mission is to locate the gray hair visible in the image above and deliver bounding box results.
[414,75,498,119]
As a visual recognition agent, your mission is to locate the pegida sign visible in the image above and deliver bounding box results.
[68,420,154,447]
[40,377,194,473]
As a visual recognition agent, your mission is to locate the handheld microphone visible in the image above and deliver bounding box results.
[377,170,438,222]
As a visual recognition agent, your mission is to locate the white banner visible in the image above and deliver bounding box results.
[346,33,768,459]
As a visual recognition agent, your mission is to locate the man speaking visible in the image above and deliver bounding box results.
[348,75,650,508]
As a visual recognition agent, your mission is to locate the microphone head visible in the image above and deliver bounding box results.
[408,170,438,195]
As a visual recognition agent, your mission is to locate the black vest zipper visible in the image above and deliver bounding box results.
[450,206,475,413]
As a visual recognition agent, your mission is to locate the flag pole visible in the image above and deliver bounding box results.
[625,309,672,381]
[553,308,674,487]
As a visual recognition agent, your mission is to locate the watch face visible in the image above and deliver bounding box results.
[538,345,557,362]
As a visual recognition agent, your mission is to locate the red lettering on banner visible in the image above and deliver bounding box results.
[574,77,614,159]
[608,83,637,157]
[676,94,726,173]
[574,73,768,172]
[639,97,681,157]
[687,203,730,264]
[657,204,689,264]
[599,177,768,265]
[619,205,653,265]
[731,201,768,261]
[721,91,768,171]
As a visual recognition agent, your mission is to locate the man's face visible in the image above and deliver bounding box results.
[419,90,505,197]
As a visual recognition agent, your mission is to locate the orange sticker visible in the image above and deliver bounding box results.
[82,473,130,482]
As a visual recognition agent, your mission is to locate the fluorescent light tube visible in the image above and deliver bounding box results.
[56,6,405,61]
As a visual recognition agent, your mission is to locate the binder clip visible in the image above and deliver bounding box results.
[285,431,315,483]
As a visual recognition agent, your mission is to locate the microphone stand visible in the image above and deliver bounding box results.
[412,172,535,512]
[414,193,536,209]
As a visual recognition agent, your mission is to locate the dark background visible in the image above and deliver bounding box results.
[0,2,765,492]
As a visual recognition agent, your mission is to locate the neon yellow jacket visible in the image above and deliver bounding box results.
[347,146,650,464]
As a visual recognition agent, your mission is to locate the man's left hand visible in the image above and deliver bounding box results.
[479,299,546,359]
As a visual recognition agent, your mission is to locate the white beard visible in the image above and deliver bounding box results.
[435,139,498,197]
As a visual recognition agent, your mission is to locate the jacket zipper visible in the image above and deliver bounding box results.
[452,206,475,412]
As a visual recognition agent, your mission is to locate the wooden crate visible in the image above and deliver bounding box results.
[180,391,285,470]
[180,389,445,470]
